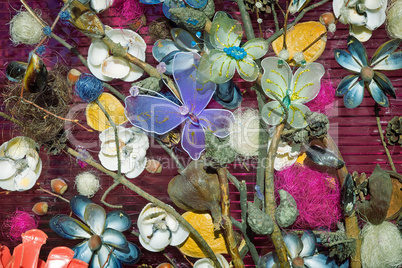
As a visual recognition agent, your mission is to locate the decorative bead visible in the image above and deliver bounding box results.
[196,31,202,38]
[156,62,167,74]
[191,41,197,47]
[43,26,52,37]
[180,105,190,115]
[129,86,140,97]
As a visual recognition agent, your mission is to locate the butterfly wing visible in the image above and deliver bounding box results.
[125,95,185,135]
[261,57,292,101]
[172,52,216,115]
[181,121,206,160]
[198,109,234,138]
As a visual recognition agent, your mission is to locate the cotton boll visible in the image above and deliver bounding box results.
[386,0,402,39]
[278,49,290,61]
[229,108,260,158]
[361,221,402,268]
[75,172,100,198]
[9,11,45,46]
[293,51,305,64]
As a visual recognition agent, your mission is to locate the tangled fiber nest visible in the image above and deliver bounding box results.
[3,65,72,154]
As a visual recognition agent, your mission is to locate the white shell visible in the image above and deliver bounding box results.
[193,254,230,268]
[347,9,367,25]
[26,149,39,170]
[90,0,114,13]
[99,126,126,143]
[169,223,189,246]
[14,167,37,191]
[0,158,16,180]
[165,214,179,232]
[363,0,386,10]
[5,137,29,160]
[350,24,373,42]
[101,56,131,79]
[98,151,134,173]
[0,142,7,157]
[101,139,124,156]
[365,4,387,30]
[274,154,299,171]
[88,40,109,66]
[148,229,172,250]
[139,234,166,252]
[0,177,16,191]
[125,157,147,179]
[138,204,168,225]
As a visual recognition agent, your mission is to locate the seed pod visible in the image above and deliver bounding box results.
[32,202,48,215]
[51,178,68,195]
[146,159,162,173]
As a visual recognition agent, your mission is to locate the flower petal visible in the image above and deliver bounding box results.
[198,109,235,138]
[259,251,279,268]
[349,24,372,43]
[343,79,365,108]
[288,103,310,129]
[181,121,205,160]
[71,195,93,223]
[372,51,402,71]
[261,101,284,126]
[102,228,129,252]
[261,57,292,100]
[370,39,401,66]
[365,4,387,31]
[373,72,396,98]
[283,233,303,259]
[152,39,181,63]
[92,246,122,268]
[334,49,361,73]
[236,57,259,82]
[304,254,335,268]
[290,62,325,104]
[347,36,368,67]
[209,12,243,49]
[300,230,317,257]
[113,242,141,265]
[368,80,389,107]
[105,211,131,232]
[50,215,92,240]
[336,75,360,97]
[197,50,235,84]
[72,241,93,263]
[242,38,269,60]
[84,203,106,235]
[171,28,201,52]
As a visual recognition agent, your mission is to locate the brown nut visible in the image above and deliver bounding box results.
[32,202,48,216]
[319,12,335,26]
[51,178,68,195]
[67,69,81,85]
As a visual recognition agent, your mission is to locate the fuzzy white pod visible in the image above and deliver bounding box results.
[9,11,45,46]
[386,0,402,39]
[75,172,100,197]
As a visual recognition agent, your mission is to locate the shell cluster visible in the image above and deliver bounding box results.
[137,203,189,252]
[0,137,42,191]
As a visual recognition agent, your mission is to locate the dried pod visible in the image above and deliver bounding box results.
[51,178,68,195]
[357,165,392,225]
[169,8,207,32]
[168,160,222,230]
[145,159,162,173]
[306,145,345,169]
[66,0,105,38]
[67,69,81,85]
[247,202,274,235]
[275,190,299,228]
[32,202,48,215]
[341,174,356,217]
[319,12,336,26]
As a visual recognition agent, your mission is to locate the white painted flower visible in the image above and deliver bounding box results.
[137,203,189,252]
[0,137,42,191]
[87,28,146,82]
[98,126,148,178]
[333,0,388,42]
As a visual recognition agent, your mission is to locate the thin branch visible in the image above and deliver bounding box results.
[101,181,122,208]
[66,147,223,268]
[234,0,255,40]
[37,184,70,203]
[272,2,279,32]
[0,112,23,126]
[156,139,185,171]
[374,104,396,172]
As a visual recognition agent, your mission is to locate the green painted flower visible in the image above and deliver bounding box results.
[196,12,268,84]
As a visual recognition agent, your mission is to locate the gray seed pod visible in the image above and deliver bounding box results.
[169,8,207,32]
[199,0,215,19]
[247,202,274,235]
[275,190,299,228]
[131,77,162,94]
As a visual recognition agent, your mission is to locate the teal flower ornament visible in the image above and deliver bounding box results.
[50,195,141,268]
[261,57,325,129]
[334,36,402,108]
[196,12,269,84]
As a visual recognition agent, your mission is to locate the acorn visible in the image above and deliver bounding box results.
[51,178,68,195]
[32,202,48,216]
[67,68,81,85]
[146,159,162,173]
[319,12,335,26]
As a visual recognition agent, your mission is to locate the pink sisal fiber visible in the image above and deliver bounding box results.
[106,0,144,28]
[306,79,336,117]
[2,209,39,241]
[274,164,342,230]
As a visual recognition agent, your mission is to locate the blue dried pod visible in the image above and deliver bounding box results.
[305,145,345,169]
[152,39,181,63]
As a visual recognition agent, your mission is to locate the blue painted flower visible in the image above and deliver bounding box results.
[50,195,140,268]
[140,0,207,20]
[334,36,402,108]
[260,231,349,268]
